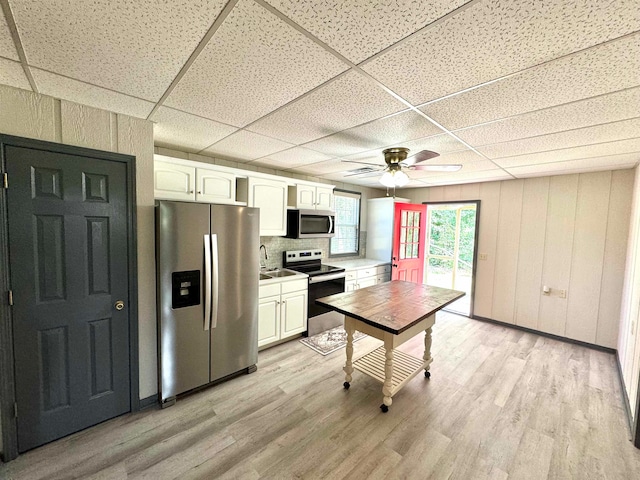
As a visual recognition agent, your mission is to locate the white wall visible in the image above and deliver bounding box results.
[0,84,157,456]
[402,170,635,349]
[618,166,640,420]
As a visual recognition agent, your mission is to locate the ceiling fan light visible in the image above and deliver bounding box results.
[395,170,409,186]
[379,171,396,187]
[379,169,410,188]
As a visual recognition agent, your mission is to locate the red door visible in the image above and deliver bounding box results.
[392,202,427,282]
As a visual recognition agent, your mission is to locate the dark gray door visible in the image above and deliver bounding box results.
[6,145,131,452]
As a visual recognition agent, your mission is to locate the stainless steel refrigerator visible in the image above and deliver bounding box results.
[156,201,260,406]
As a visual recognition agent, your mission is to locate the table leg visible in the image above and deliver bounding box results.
[424,327,433,378]
[343,317,354,389]
[381,346,394,411]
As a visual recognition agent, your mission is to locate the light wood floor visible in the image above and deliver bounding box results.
[2,312,640,479]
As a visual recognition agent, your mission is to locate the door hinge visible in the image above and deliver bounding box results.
[2,172,7,189]
[14,402,18,418]
[8,290,13,306]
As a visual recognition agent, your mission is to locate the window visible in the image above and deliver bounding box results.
[330,190,361,256]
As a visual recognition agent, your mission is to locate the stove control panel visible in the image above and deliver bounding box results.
[284,250,323,263]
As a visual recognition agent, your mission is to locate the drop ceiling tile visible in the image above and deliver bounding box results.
[32,68,154,118]
[0,58,30,90]
[408,157,497,179]
[0,8,18,60]
[164,0,348,128]
[247,70,406,144]
[303,110,443,157]
[250,147,333,169]
[478,118,640,159]
[387,133,471,156]
[417,169,513,186]
[507,154,639,178]
[289,158,352,175]
[455,87,640,146]
[11,0,227,100]
[263,0,467,64]
[494,138,640,169]
[151,107,238,153]
[363,0,640,105]
[203,129,294,161]
[421,34,640,130]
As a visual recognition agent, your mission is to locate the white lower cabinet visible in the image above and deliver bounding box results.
[345,264,391,291]
[258,278,308,348]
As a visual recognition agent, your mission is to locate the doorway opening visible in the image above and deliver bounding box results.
[423,201,479,317]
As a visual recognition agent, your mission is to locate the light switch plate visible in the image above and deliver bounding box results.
[479,253,488,260]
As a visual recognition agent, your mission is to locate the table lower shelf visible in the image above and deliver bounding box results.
[353,346,431,396]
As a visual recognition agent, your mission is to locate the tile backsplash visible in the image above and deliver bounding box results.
[259,231,367,269]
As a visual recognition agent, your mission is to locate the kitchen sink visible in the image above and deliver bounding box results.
[264,269,298,278]
[259,273,271,281]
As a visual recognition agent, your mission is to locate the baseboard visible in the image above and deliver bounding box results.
[471,315,616,354]
[138,394,159,410]
[615,352,634,439]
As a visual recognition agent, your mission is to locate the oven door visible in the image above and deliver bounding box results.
[308,272,346,318]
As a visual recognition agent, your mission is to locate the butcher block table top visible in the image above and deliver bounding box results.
[316,281,465,335]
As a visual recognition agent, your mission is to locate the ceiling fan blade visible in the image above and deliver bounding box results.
[342,170,384,178]
[410,164,462,172]
[340,159,385,166]
[403,150,440,166]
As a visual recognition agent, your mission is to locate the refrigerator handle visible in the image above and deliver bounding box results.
[210,234,220,329]
[204,234,212,331]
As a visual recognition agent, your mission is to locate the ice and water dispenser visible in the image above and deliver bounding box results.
[171,270,200,309]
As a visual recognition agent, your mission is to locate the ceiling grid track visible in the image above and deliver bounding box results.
[253,0,516,179]
[0,0,37,93]
[146,0,240,121]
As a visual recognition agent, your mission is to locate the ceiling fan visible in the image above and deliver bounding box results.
[342,148,462,187]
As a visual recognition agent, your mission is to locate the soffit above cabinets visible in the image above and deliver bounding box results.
[1,0,638,188]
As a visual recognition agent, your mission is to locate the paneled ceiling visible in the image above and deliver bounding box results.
[1,0,639,188]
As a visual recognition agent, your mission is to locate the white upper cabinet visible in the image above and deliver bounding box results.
[289,184,334,211]
[196,167,236,204]
[154,160,196,201]
[245,177,288,236]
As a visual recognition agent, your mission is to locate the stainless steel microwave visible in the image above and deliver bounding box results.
[285,209,335,238]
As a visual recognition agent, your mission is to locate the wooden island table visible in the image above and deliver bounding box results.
[316,281,464,412]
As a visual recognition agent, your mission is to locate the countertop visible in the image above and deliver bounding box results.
[316,281,465,335]
[324,258,390,270]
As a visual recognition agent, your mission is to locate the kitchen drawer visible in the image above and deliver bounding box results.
[357,268,376,279]
[281,278,308,294]
[376,274,390,284]
[259,283,281,299]
[345,270,357,281]
[376,264,391,275]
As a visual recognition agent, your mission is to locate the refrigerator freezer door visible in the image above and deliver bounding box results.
[209,205,260,382]
[157,201,211,400]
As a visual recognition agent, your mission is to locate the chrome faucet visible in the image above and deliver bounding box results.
[259,244,268,270]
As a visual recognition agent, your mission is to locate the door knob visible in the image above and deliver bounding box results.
[114,300,125,311]
[392,264,398,268]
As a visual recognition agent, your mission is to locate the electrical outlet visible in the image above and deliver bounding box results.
[559,289,567,299]
[479,253,488,260]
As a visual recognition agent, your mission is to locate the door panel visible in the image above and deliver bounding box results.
[7,145,131,452]
[392,202,427,282]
